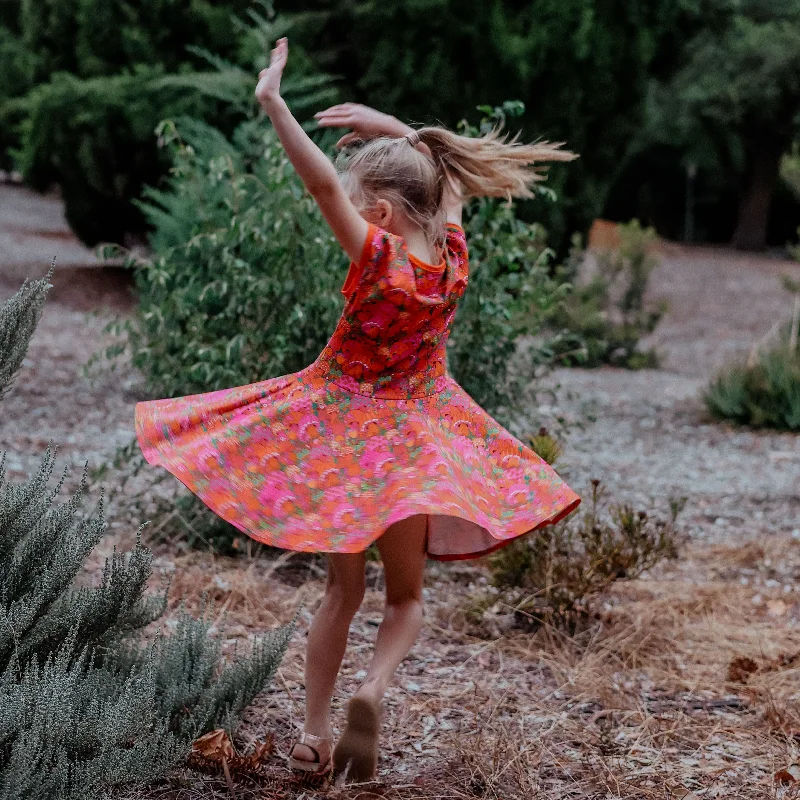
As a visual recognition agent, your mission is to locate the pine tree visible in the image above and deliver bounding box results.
[0,271,294,798]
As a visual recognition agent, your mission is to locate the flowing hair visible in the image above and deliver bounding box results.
[335,123,577,251]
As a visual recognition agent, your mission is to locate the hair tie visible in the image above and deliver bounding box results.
[404,130,421,147]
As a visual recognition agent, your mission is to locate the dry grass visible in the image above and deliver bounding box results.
[118,531,800,800]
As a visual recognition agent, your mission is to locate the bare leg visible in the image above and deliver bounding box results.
[292,551,366,764]
[331,514,428,779]
[357,513,427,702]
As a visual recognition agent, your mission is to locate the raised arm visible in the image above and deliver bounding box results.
[255,39,367,263]
[315,102,464,226]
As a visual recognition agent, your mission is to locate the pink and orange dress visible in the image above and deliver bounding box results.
[135,223,580,560]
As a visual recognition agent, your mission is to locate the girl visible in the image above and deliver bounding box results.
[135,37,580,782]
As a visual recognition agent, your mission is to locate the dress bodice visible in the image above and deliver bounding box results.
[308,223,470,399]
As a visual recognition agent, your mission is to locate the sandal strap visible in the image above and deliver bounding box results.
[292,732,331,764]
[298,732,329,748]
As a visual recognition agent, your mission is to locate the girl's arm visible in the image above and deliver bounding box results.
[255,38,367,263]
[314,103,415,149]
[316,102,464,226]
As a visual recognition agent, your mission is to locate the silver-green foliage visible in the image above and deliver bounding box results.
[0,278,293,798]
[0,263,52,398]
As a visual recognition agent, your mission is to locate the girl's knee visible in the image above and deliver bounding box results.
[385,596,424,627]
[325,577,365,617]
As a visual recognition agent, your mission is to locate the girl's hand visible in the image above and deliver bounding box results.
[314,103,412,148]
[255,37,288,111]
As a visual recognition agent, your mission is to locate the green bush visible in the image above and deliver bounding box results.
[704,342,800,431]
[0,23,36,166]
[704,273,800,431]
[6,1,314,246]
[17,0,252,81]
[448,101,571,421]
[15,68,216,245]
[467,478,683,635]
[546,219,664,369]
[0,273,293,798]
[125,116,346,398]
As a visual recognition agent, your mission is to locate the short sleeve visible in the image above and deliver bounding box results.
[445,223,468,270]
[340,224,398,297]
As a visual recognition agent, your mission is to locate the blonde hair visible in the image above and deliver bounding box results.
[336,124,577,251]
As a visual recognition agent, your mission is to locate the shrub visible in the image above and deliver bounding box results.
[0,23,36,166]
[480,481,682,633]
[0,273,293,797]
[704,275,800,431]
[122,116,346,398]
[465,433,683,635]
[15,68,215,245]
[704,345,800,431]
[547,219,665,369]
[448,101,572,422]
[8,1,323,246]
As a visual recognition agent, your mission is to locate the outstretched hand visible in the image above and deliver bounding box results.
[314,103,412,149]
[255,37,288,110]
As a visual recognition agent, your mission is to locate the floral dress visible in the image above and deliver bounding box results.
[135,223,580,560]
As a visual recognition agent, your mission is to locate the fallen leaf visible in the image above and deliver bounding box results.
[775,764,800,783]
[727,656,759,683]
[192,728,235,763]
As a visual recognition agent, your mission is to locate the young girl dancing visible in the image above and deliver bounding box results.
[135,37,580,782]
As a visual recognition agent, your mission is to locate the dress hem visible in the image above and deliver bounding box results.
[137,417,581,562]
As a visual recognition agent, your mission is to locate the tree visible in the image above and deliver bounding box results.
[0,271,293,797]
[643,0,800,250]
[280,0,695,246]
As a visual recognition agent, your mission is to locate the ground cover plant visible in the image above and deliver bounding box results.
[0,273,293,799]
[546,219,665,369]
[704,276,800,431]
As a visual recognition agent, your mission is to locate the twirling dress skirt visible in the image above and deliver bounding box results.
[135,223,580,560]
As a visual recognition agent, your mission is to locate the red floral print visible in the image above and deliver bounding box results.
[135,223,580,560]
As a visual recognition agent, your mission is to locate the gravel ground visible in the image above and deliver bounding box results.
[545,242,800,544]
[3,187,800,796]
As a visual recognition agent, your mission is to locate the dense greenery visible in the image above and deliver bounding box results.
[2,0,799,249]
[120,116,345,398]
[283,0,697,247]
[15,70,217,244]
[0,0,285,242]
[0,274,293,797]
[640,0,800,250]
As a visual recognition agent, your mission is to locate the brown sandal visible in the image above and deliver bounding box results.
[288,732,332,775]
[332,696,382,782]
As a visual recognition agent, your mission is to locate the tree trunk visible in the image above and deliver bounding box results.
[732,144,782,251]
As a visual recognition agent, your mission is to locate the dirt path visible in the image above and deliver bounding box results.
[3,186,800,797]
[546,243,800,544]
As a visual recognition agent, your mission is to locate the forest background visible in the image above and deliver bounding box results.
[2,0,800,254]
